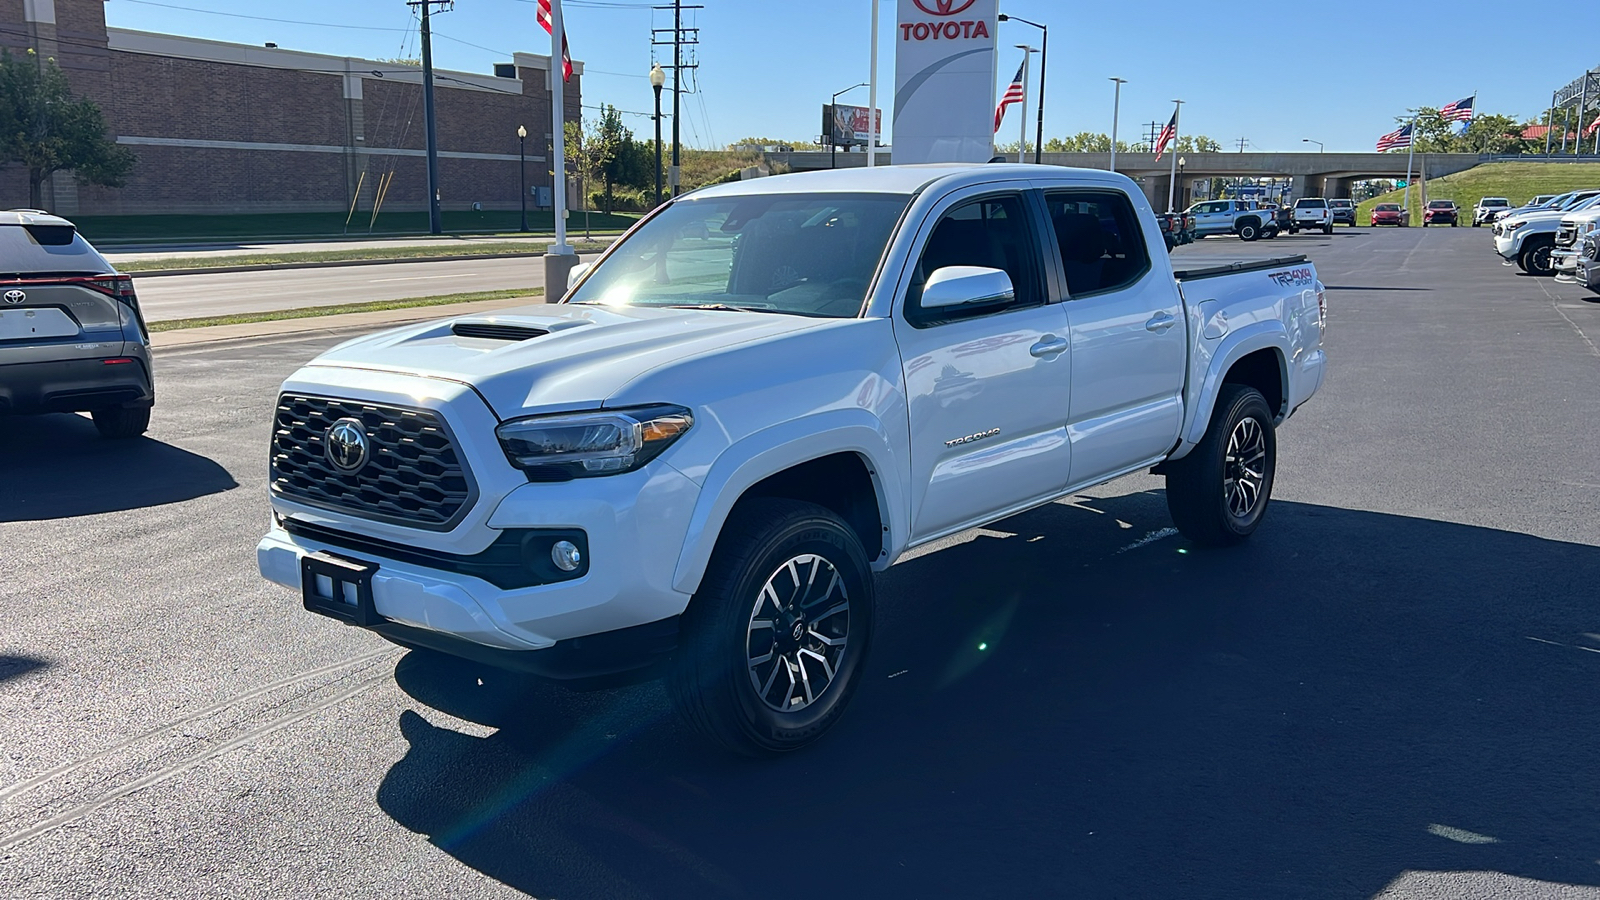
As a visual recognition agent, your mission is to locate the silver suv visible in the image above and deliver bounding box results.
[0,211,153,438]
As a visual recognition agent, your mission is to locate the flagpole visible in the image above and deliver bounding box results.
[544,0,577,303]
[1402,113,1417,224]
[867,0,878,167]
[1018,49,1029,163]
[1166,99,1184,213]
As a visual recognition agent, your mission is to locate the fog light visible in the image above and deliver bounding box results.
[551,540,582,572]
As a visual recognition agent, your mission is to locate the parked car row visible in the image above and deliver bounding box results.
[1180,196,1359,241]
[1491,190,1600,277]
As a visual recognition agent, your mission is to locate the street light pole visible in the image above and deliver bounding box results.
[1166,99,1184,213]
[517,124,528,232]
[1014,45,1034,163]
[831,82,868,169]
[650,64,665,206]
[998,13,1047,164]
[1108,77,1126,172]
[1302,138,1324,153]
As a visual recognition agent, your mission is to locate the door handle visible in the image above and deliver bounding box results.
[1145,312,1177,333]
[1029,335,1068,358]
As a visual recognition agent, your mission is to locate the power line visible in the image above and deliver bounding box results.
[114,0,410,32]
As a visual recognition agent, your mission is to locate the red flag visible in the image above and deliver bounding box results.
[536,0,573,82]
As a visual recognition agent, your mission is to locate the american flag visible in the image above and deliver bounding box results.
[1153,111,1177,162]
[993,62,1026,133]
[536,0,573,82]
[1376,122,1413,151]
[1439,96,1475,123]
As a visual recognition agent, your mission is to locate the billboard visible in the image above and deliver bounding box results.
[892,0,998,164]
[823,104,883,147]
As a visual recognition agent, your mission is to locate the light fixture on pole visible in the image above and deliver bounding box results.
[649,64,665,206]
[1302,138,1324,153]
[1108,77,1126,172]
[517,124,528,232]
[998,13,1048,165]
[831,82,868,169]
[1177,155,1187,209]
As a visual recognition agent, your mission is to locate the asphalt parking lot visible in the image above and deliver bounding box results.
[4,225,1600,899]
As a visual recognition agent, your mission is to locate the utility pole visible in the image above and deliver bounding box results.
[1236,137,1248,153]
[1143,121,1161,153]
[408,0,452,235]
[653,1,701,196]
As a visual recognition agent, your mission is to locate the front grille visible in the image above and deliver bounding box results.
[271,394,476,530]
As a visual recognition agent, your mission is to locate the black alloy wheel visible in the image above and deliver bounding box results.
[1164,384,1276,547]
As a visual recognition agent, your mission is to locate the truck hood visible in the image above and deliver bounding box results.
[306,303,832,418]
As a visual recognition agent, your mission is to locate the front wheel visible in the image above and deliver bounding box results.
[1522,242,1555,276]
[1164,384,1276,547]
[669,499,874,756]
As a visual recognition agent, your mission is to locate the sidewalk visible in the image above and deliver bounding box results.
[106,232,624,265]
[150,295,546,350]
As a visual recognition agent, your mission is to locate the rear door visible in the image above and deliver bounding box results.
[891,187,1073,542]
[1041,186,1186,486]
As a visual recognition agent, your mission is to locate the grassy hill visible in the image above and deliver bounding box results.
[1356,162,1600,222]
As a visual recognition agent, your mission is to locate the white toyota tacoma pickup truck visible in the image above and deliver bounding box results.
[258,165,1326,755]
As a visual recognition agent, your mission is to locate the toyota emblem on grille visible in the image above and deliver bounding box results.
[324,418,370,473]
[3,290,24,304]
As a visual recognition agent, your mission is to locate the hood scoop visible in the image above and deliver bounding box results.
[451,320,549,342]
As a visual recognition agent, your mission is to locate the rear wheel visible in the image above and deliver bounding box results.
[91,404,150,439]
[1323,223,1334,235]
[1238,221,1260,242]
[1165,384,1276,547]
[669,499,874,756]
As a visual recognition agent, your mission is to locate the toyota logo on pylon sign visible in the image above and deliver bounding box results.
[913,0,975,13]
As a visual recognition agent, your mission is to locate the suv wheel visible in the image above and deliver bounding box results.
[91,404,151,439]
[669,498,874,756]
[1164,384,1276,547]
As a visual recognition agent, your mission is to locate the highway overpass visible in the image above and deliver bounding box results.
[765,151,1488,207]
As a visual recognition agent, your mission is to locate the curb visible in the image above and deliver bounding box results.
[149,295,547,350]
[127,250,550,278]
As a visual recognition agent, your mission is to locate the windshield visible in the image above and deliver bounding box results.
[1568,195,1600,212]
[1428,201,1453,209]
[1482,199,1508,206]
[1330,200,1352,207]
[1375,205,1400,211]
[568,192,910,318]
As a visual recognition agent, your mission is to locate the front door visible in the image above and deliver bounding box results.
[891,189,1072,542]
[1042,187,1187,487]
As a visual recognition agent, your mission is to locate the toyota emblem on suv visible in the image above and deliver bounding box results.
[324,418,370,473]
[3,290,24,304]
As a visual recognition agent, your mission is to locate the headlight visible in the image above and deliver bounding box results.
[495,404,693,478]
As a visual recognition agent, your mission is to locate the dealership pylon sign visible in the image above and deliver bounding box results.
[892,0,998,164]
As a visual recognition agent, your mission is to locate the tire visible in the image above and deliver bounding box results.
[1323,223,1334,235]
[1521,240,1556,276]
[1473,220,1480,227]
[668,498,874,756]
[1422,221,1429,227]
[1452,219,1458,227]
[1237,221,1259,242]
[91,404,150,439]
[1164,384,1276,547]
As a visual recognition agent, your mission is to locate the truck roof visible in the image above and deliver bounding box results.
[684,163,1136,200]
[0,210,75,227]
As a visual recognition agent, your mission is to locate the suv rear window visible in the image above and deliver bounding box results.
[0,224,111,277]
[1295,199,1327,209]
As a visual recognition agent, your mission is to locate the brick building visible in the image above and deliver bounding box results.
[0,0,582,216]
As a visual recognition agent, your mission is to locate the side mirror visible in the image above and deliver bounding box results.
[921,266,1015,310]
[566,261,593,290]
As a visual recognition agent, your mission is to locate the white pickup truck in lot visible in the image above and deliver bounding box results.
[257,165,1327,755]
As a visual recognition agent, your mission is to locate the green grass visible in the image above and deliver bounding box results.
[149,287,543,332]
[74,209,640,243]
[1357,162,1600,222]
[119,240,611,273]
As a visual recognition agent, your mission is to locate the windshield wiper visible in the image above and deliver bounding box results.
[658,303,817,317]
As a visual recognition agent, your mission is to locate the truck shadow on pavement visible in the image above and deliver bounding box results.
[0,413,237,521]
[0,655,49,685]
[378,493,1600,899]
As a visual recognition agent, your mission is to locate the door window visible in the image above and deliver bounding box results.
[1042,190,1152,298]
[904,193,1042,327]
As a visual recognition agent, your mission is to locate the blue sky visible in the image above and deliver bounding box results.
[106,0,1588,152]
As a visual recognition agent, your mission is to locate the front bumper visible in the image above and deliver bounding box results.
[1495,233,1521,260]
[0,349,154,414]
[258,368,701,673]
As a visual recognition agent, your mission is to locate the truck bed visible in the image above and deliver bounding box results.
[1171,255,1309,282]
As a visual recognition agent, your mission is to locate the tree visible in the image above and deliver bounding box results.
[1040,132,1219,153]
[563,106,625,214]
[0,50,135,210]
[729,137,821,151]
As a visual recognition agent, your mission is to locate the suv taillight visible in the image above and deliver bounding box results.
[82,274,147,340]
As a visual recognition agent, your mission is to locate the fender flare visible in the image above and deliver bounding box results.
[670,409,904,596]
[1173,322,1290,458]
